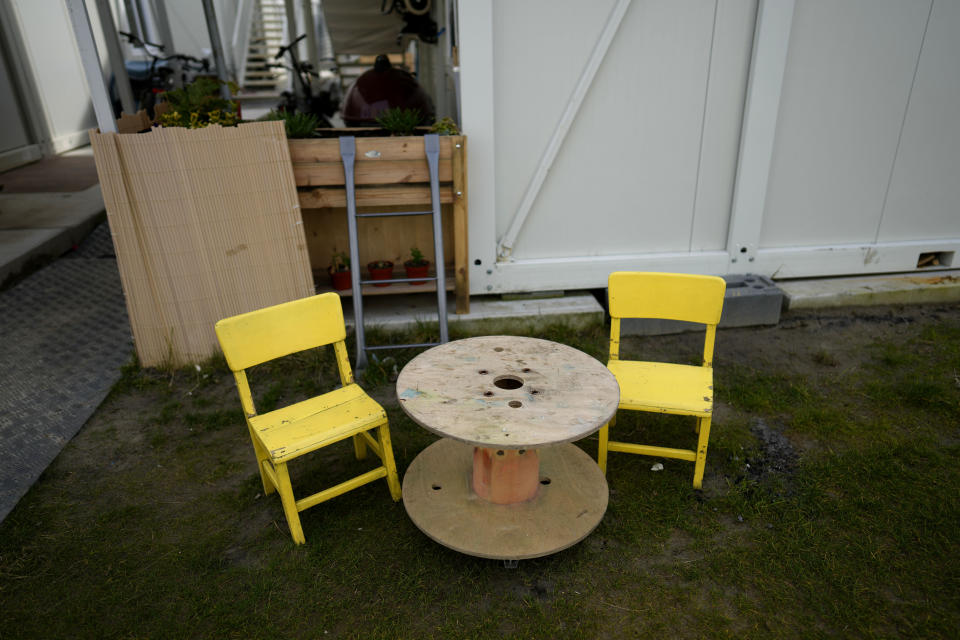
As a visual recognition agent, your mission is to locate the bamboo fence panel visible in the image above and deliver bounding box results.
[90,121,314,367]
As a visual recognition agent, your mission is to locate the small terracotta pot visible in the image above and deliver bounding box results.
[367,261,394,287]
[329,269,351,291]
[404,260,430,285]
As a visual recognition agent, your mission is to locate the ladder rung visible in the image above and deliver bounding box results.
[365,343,440,352]
[359,276,440,285]
[356,211,433,218]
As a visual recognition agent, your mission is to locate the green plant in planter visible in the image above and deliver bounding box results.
[330,251,350,272]
[404,247,429,285]
[429,117,460,135]
[329,252,352,290]
[157,77,239,128]
[375,107,423,136]
[368,260,393,270]
[406,247,428,267]
[260,110,320,138]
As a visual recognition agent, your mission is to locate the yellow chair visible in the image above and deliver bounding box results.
[215,293,402,544]
[598,272,726,489]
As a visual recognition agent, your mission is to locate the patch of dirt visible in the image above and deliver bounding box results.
[747,417,798,481]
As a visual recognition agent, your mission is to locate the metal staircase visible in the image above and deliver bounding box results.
[242,0,287,91]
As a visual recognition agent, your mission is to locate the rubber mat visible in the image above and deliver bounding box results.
[0,223,131,521]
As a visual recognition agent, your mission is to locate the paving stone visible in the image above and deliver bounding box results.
[780,270,960,309]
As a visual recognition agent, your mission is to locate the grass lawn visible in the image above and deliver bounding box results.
[1,303,958,639]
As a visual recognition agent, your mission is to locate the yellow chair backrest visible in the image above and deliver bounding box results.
[608,272,726,325]
[215,293,347,372]
[608,272,726,367]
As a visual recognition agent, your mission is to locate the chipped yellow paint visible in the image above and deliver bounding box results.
[599,272,725,489]
[215,293,402,544]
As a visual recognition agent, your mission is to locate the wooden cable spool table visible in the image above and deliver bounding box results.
[396,336,620,561]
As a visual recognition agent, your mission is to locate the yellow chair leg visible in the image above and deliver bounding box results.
[273,461,306,544]
[597,423,609,474]
[352,434,368,461]
[249,431,275,495]
[692,417,712,490]
[377,423,402,501]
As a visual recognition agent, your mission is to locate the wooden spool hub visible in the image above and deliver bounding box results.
[472,447,540,504]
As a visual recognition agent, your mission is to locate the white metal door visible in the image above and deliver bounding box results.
[459,0,960,294]
[461,0,757,293]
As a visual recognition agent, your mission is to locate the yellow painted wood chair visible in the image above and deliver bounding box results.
[598,272,726,489]
[215,293,402,544]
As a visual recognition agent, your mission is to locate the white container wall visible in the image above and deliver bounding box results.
[3,0,121,154]
[461,0,960,294]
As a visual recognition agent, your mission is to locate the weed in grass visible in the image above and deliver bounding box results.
[184,408,243,432]
[154,400,182,425]
[812,349,839,367]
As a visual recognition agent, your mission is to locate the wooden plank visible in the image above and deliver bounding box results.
[293,159,453,187]
[314,274,456,297]
[288,136,454,163]
[452,136,470,313]
[298,184,454,208]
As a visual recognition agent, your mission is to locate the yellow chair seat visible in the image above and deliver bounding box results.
[607,360,713,417]
[250,384,386,463]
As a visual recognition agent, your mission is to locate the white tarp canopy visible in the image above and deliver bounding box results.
[322,0,406,54]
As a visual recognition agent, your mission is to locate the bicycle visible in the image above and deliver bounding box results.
[114,30,211,118]
[272,34,340,126]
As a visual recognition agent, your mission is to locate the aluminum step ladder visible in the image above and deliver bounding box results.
[340,134,449,371]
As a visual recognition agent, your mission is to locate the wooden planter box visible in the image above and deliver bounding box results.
[288,134,469,314]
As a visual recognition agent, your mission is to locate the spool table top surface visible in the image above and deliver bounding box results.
[396,336,620,448]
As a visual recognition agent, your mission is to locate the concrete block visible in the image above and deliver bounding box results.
[619,274,783,336]
[720,274,783,327]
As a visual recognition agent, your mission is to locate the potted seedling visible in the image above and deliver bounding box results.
[404,247,430,285]
[367,260,394,287]
[329,252,351,290]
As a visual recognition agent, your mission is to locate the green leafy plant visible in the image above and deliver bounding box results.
[406,247,428,267]
[330,252,350,272]
[429,117,460,135]
[375,107,423,136]
[260,110,320,138]
[157,77,238,129]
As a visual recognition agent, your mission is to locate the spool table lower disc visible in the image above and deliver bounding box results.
[402,439,609,560]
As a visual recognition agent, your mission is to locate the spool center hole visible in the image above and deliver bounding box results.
[494,375,524,390]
